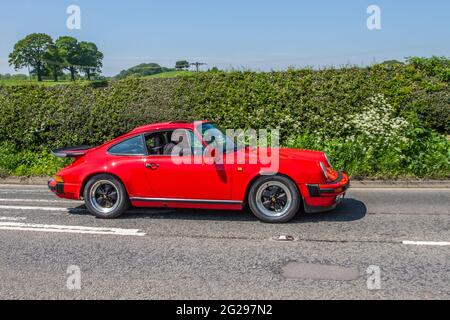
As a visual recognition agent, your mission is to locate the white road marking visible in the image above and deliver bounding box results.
[0,190,49,194]
[403,241,450,247]
[0,216,27,221]
[0,198,80,204]
[0,222,146,236]
[0,205,71,212]
[0,184,47,188]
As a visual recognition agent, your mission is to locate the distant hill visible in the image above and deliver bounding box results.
[146,70,194,79]
[114,63,174,79]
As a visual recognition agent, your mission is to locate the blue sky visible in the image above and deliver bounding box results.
[1,0,449,76]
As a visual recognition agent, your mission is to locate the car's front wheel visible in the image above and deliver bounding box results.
[248,175,301,223]
[84,174,129,219]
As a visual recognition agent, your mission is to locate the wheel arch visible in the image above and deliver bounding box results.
[243,172,303,207]
[79,172,129,199]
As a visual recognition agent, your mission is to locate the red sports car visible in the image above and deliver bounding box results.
[48,121,349,223]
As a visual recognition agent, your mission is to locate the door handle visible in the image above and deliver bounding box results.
[145,163,160,170]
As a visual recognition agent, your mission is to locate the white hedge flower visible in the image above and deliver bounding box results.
[350,94,409,144]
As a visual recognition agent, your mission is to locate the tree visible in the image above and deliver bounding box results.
[78,42,104,80]
[9,33,54,82]
[55,36,81,81]
[175,60,190,71]
[30,65,51,80]
[44,44,64,82]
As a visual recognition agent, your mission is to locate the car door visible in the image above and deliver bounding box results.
[106,134,152,198]
[142,129,233,201]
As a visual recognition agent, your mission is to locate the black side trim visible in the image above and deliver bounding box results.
[130,197,243,206]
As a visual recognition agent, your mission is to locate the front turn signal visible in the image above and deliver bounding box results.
[54,175,64,183]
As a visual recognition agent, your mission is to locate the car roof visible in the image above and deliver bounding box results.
[94,121,211,151]
[129,120,210,135]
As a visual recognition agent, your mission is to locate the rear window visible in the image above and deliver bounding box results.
[108,136,146,155]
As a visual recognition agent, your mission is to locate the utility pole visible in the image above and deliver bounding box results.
[190,62,206,72]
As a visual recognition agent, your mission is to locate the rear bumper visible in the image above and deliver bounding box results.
[303,172,350,213]
[48,178,79,200]
[48,178,64,194]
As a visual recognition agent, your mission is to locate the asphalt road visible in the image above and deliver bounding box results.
[0,184,449,300]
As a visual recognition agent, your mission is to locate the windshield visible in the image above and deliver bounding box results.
[199,123,240,154]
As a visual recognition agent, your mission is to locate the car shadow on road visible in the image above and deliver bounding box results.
[297,198,367,223]
[69,198,366,223]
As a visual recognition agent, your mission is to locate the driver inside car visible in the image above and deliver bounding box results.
[164,130,191,156]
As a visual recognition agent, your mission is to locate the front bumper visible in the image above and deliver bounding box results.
[303,172,350,213]
[307,172,350,197]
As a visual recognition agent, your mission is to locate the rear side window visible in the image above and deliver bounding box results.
[108,136,146,156]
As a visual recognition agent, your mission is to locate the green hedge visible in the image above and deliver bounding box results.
[0,78,191,150]
[0,61,449,178]
[177,65,450,137]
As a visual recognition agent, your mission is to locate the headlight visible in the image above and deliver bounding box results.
[324,154,331,167]
[320,161,340,182]
[319,162,329,180]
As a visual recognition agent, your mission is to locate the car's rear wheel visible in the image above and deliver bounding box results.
[84,174,129,219]
[248,175,301,223]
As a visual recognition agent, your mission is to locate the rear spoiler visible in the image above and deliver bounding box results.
[51,145,93,158]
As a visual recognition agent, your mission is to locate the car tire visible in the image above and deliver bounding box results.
[84,174,129,219]
[248,175,301,223]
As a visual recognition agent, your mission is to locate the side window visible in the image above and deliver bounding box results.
[144,129,203,157]
[108,136,146,156]
[145,132,168,156]
[166,129,197,157]
[190,130,204,156]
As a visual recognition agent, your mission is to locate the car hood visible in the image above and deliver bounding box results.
[278,148,326,162]
[239,147,326,163]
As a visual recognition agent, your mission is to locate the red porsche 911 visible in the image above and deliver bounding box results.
[48,121,349,223]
